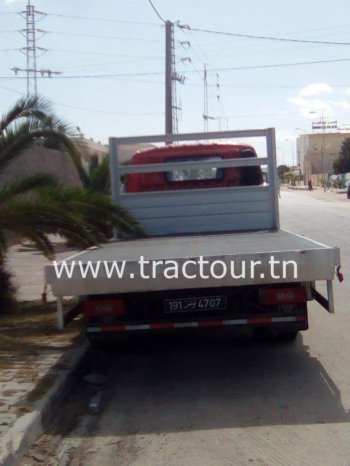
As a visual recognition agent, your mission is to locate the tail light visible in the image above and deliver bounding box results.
[83,299,125,318]
[259,287,307,306]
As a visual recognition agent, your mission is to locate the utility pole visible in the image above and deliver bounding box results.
[165,21,185,135]
[165,21,173,135]
[203,64,215,132]
[311,112,337,191]
[12,0,61,96]
[203,64,208,132]
[321,113,325,191]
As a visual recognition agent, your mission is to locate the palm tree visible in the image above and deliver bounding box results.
[0,95,142,311]
[83,156,111,195]
[0,95,86,181]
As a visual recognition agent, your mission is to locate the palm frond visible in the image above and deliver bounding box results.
[85,157,110,193]
[0,122,36,173]
[0,122,86,182]
[0,95,52,135]
[31,128,88,184]
[0,198,102,258]
[42,187,144,236]
[24,231,55,260]
[0,95,145,264]
[0,174,58,203]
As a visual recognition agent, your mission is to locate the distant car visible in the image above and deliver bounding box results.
[347,184,350,199]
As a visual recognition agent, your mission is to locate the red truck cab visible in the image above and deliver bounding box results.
[126,143,263,193]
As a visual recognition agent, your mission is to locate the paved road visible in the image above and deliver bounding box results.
[24,190,350,466]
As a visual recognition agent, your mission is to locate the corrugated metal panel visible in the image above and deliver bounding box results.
[121,188,270,235]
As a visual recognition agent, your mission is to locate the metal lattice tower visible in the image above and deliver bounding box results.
[12,1,61,96]
[23,1,38,95]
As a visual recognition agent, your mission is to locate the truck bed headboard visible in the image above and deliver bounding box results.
[109,129,279,236]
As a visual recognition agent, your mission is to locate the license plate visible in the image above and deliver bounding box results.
[164,296,227,313]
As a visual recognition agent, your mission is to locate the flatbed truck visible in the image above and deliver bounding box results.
[45,129,341,345]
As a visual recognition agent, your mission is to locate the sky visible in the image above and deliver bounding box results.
[2,0,350,164]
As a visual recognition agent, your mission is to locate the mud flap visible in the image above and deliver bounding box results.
[311,280,334,313]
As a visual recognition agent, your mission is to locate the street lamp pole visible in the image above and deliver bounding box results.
[310,111,327,192]
[285,138,294,165]
[320,112,326,191]
[295,128,304,186]
[285,137,295,185]
[276,146,285,165]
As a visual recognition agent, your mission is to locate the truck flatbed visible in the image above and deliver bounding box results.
[45,229,340,297]
[47,129,342,333]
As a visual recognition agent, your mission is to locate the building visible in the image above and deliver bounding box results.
[75,135,154,166]
[297,131,350,186]
[75,136,109,166]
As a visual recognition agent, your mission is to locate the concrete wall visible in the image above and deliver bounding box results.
[0,143,82,188]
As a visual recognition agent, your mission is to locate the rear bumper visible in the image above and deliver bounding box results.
[86,314,308,336]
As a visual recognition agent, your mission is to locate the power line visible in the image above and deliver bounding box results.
[211,57,350,71]
[3,76,350,91]
[2,75,350,97]
[178,25,223,118]
[2,56,350,80]
[56,57,163,71]
[49,30,163,42]
[55,101,164,116]
[0,83,163,116]
[49,49,161,59]
[215,83,350,89]
[182,24,350,46]
[147,0,166,23]
[45,12,159,26]
[0,71,163,80]
[0,47,162,59]
[0,83,23,94]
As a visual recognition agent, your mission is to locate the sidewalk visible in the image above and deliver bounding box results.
[0,244,86,466]
[284,186,349,203]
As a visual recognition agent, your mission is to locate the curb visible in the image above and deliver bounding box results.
[287,186,315,191]
[0,342,88,466]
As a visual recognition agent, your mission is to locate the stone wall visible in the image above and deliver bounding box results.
[0,143,82,188]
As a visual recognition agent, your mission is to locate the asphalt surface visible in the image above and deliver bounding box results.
[23,189,350,466]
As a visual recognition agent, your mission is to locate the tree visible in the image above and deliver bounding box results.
[333,138,350,174]
[277,165,290,179]
[83,156,110,195]
[0,95,142,311]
